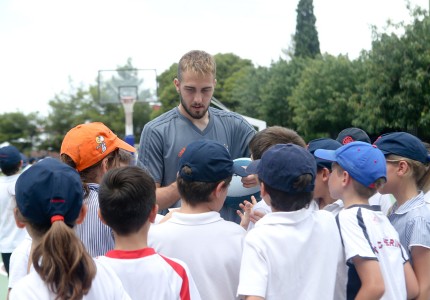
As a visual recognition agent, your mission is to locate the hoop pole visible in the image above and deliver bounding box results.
[121,97,136,137]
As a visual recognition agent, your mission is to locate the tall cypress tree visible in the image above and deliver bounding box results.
[294,0,321,58]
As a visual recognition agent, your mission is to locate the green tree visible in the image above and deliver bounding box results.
[214,53,253,108]
[259,58,308,128]
[42,87,98,151]
[290,54,361,140]
[294,0,321,58]
[156,64,178,115]
[356,10,430,138]
[0,112,42,153]
[227,66,269,118]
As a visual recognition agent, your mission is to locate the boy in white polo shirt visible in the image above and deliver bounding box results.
[315,141,418,300]
[97,166,200,299]
[238,143,342,300]
[149,139,247,300]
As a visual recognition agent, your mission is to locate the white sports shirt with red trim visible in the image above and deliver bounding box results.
[9,259,131,300]
[97,247,201,300]
[337,205,409,300]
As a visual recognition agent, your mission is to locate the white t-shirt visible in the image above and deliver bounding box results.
[369,192,396,215]
[247,199,272,230]
[238,209,342,300]
[149,211,245,300]
[337,205,408,300]
[9,259,131,300]
[8,234,32,288]
[323,199,344,215]
[0,174,27,252]
[97,247,201,299]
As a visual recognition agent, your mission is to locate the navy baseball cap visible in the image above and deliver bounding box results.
[336,127,371,145]
[307,138,342,170]
[246,143,316,193]
[315,141,386,187]
[178,140,247,182]
[0,145,22,170]
[374,132,430,163]
[15,158,84,226]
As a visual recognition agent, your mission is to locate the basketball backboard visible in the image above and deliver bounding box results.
[98,69,158,104]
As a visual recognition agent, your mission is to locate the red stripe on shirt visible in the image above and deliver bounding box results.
[160,255,191,300]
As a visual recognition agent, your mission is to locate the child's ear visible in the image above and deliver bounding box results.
[14,207,26,229]
[322,168,331,182]
[101,157,109,173]
[342,170,351,187]
[214,180,228,198]
[260,182,272,206]
[149,204,159,223]
[397,160,410,176]
[76,204,88,225]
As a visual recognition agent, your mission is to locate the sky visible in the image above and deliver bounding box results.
[0,0,428,115]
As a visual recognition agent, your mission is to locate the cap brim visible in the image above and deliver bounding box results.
[314,149,337,162]
[233,164,249,177]
[245,159,261,175]
[116,139,136,153]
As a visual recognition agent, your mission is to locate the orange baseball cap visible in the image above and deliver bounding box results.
[60,122,136,171]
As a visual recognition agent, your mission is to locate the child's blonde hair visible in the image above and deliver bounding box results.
[387,154,430,193]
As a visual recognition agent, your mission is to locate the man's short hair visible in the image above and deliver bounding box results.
[249,126,306,160]
[99,166,156,235]
[177,50,216,80]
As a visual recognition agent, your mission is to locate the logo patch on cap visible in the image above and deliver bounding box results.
[95,136,107,153]
[342,136,354,145]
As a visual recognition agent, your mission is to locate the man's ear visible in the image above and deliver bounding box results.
[149,204,159,223]
[14,207,26,229]
[76,204,88,225]
[173,78,180,92]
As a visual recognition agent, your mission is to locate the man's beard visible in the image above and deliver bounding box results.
[179,92,210,120]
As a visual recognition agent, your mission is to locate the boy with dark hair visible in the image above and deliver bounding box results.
[0,145,26,275]
[238,143,342,299]
[307,138,343,213]
[315,141,418,300]
[240,126,307,230]
[97,166,200,299]
[149,139,246,300]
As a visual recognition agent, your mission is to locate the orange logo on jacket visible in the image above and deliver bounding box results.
[178,147,186,158]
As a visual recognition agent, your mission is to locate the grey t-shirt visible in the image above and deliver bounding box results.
[138,107,255,216]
